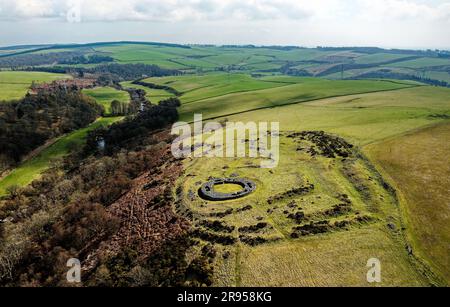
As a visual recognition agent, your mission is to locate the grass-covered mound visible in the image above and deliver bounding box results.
[175,131,432,286]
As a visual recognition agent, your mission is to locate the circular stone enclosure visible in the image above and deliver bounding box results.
[199,178,257,201]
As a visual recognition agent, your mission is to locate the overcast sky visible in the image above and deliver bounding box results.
[0,0,449,49]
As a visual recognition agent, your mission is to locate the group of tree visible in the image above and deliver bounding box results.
[24,63,182,84]
[110,100,132,116]
[57,54,114,65]
[86,97,181,154]
[280,63,312,76]
[279,61,450,87]
[354,70,449,87]
[132,79,181,96]
[0,87,103,171]
[437,52,450,58]
[83,63,181,81]
[0,94,217,287]
[0,51,84,68]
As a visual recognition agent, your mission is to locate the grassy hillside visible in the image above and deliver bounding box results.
[83,87,130,114]
[0,71,71,101]
[177,128,431,286]
[179,84,448,286]
[0,42,448,287]
[365,122,450,283]
[93,44,196,69]
[3,42,449,84]
[0,117,122,196]
[144,73,288,104]
[221,86,449,145]
[120,81,175,103]
[387,57,450,69]
[238,226,426,286]
[423,71,450,83]
[177,78,420,121]
[354,53,413,64]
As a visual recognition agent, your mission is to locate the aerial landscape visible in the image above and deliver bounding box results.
[0,0,448,293]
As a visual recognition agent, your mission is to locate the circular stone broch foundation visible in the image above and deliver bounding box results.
[199,178,257,201]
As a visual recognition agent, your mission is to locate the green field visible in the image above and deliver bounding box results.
[0,117,122,196]
[0,71,71,101]
[387,57,450,69]
[6,43,449,87]
[263,48,333,61]
[175,77,420,121]
[83,87,130,114]
[172,74,449,286]
[89,44,343,71]
[324,66,420,80]
[120,81,175,103]
[423,71,450,83]
[177,126,433,286]
[354,53,413,64]
[222,86,450,145]
[365,122,450,283]
[0,48,38,56]
[145,73,291,104]
[1,42,449,286]
[83,61,450,285]
[93,45,195,69]
[323,66,450,84]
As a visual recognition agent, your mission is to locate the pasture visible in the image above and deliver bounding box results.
[173,76,449,286]
[423,71,450,83]
[176,77,420,121]
[83,87,130,114]
[0,42,449,286]
[177,129,431,286]
[354,53,413,64]
[0,117,123,196]
[0,71,71,101]
[145,73,289,104]
[221,86,450,145]
[2,42,449,85]
[365,122,450,283]
[120,81,175,103]
[387,57,450,69]
[93,44,212,69]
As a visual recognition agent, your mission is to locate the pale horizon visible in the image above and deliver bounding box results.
[0,0,449,50]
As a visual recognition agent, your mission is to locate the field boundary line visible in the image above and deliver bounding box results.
[181,82,297,106]
[184,84,423,123]
[363,130,450,286]
[362,119,450,147]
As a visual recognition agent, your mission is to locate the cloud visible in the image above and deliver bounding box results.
[1,0,448,24]
[356,0,450,21]
[16,0,449,23]
[0,0,318,22]
[0,0,449,48]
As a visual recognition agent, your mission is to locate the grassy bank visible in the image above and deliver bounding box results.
[0,117,123,196]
